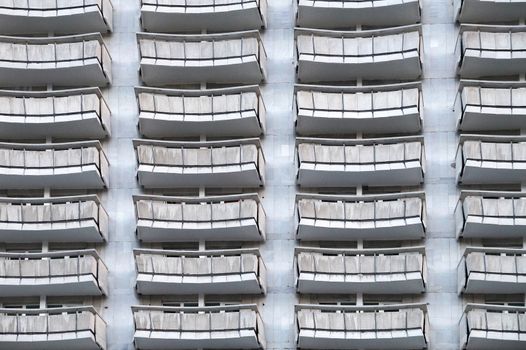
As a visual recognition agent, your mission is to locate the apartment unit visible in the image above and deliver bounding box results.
[455,1,526,349]
[0,1,112,349]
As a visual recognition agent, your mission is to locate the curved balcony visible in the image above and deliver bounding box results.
[137,86,265,138]
[296,0,421,29]
[141,0,266,33]
[134,138,264,189]
[0,306,106,350]
[458,81,526,131]
[456,191,526,239]
[0,195,108,243]
[459,25,526,79]
[138,31,266,86]
[295,83,422,136]
[0,33,111,88]
[458,247,526,295]
[133,304,265,349]
[296,247,426,294]
[0,88,110,140]
[297,136,425,188]
[135,248,266,295]
[296,25,422,83]
[296,303,428,349]
[456,0,526,24]
[457,135,526,185]
[460,304,526,350]
[135,193,265,242]
[0,0,113,35]
[296,192,426,241]
[0,141,109,190]
[0,249,108,297]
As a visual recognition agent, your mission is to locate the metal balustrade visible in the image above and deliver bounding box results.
[295,83,422,136]
[134,193,265,242]
[137,85,265,138]
[455,0,526,24]
[138,31,266,86]
[297,136,425,187]
[0,88,111,140]
[0,0,113,34]
[134,248,266,295]
[140,0,266,33]
[0,33,112,88]
[132,304,265,349]
[296,246,426,294]
[296,25,422,83]
[134,138,265,189]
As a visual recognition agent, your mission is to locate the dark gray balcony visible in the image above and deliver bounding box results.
[456,0,526,24]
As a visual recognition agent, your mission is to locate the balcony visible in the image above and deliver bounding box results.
[0,0,113,35]
[456,191,526,239]
[134,193,265,242]
[296,192,426,241]
[297,136,425,188]
[0,249,108,297]
[296,25,422,83]
[296,0,421,29]
[458,247,526,295]
[296,247,426,294]
[458,81,526,132]
[137,86,265,138]
[0,306,106,350]
[133,304,265,349]
[140,0,266,33]
[0,33,111,88]
[296,303,428,349]
[0,195,108,243]
[456,0,526,24]
[0,88,111,140]
[138,31,266,86]
[0,141,109,190]
[457,135,526,186]
[459,25,526,79]
[135,248,266,295]
[460,304,526,350]
[295,83,422,136]
[134,138,264,189]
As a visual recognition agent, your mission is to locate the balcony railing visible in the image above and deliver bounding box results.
[295,82,422,136]
[134,193,265,242]
[296,192,426,241]
[0,141,109,190]
[460,304,526,349]
[296,303,428,349]
[140,0,266,33]
[456,0,526,24]
[296,25,422,83]
[456,191,526,239]
[0,306,106,349]
[0,0,113,35]
[297,136,425,187]
[0,249,108,297]
[0,88,111,140]
[138,31,266,86]
[0,195,108,243]
[0,33,112,88]
[296,0,421,29]
[133,304,265,349]
[458,247,526,295]
[458,81,526,131]
[137,85,265,138]
[134,138,264,189]
[296,246,426,294]
[459,25,526,79]
[135,248,266,295]
[456,135,526,185]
